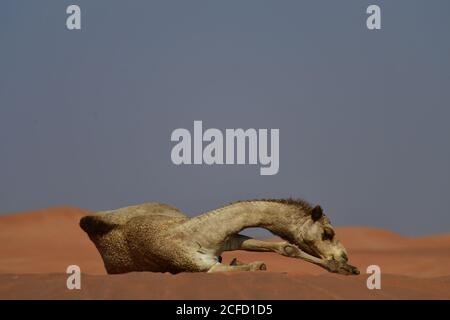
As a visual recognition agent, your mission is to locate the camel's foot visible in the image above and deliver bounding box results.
[230,258,266,270]
[326,260,360,275]
[277,243,360,275]
[208,260,267,273]
[248,261,267,271]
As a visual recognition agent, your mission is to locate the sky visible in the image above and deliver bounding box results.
[0,1,449,236]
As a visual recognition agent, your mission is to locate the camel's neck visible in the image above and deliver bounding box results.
[181,201,307,248]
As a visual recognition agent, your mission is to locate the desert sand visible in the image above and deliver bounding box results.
[0,207,449,299]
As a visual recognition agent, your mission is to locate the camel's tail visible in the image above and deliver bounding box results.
[79,215,117,236]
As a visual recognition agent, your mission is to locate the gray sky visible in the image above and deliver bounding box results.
[1,1,449,236]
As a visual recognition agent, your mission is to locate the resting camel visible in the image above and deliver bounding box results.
[80,199,359,275]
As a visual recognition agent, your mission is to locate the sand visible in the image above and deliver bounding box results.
[0,207,449,299]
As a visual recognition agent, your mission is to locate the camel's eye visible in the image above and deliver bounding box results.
[322,228,335,241]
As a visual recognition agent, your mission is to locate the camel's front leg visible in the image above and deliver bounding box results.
[222,234,302,256]
[223,234,330,270]
[222,235,358,274]
[222,234,284,252]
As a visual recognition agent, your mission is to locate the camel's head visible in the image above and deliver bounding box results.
[292,205,359,275]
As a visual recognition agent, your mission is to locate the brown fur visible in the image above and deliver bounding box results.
[80,200,351,274]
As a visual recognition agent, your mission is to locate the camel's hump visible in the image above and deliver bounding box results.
[79,202,186,236]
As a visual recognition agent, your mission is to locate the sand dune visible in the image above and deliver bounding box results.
[1,273,449,300]
[0,207,449,299]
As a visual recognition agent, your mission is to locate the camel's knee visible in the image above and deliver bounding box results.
[273,242,302,257]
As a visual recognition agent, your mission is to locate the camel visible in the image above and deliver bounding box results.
[80,199,359,275]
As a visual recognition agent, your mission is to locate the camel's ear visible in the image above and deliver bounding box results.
[311,205,323,222]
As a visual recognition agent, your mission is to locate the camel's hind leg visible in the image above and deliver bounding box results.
[207,260,267,273]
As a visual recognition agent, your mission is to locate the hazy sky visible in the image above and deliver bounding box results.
[1,1,449,236]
